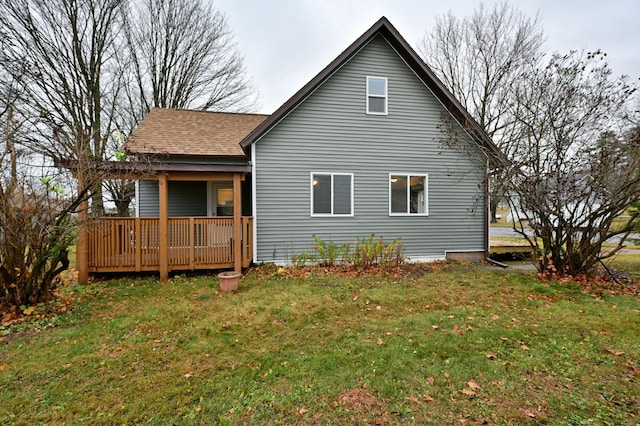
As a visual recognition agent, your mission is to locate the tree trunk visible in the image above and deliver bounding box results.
[90,183,105,216]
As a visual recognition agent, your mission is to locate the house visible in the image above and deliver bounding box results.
[77,17,504,282]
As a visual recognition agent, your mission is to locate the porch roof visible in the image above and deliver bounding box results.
[125,108,268,158]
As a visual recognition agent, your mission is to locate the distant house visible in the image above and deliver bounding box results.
[79,17,504,281]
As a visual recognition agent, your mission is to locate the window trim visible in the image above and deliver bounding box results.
[388,173,429,216]
[366,76,388,115]
[310,172,354,217]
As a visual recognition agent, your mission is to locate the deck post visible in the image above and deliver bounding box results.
[77,197,89,284]
[189,217,195,270]
[135,218,142,272]
[233,173,242,273]
[159,173,169,282]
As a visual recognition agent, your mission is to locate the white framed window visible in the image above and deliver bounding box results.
[311,172,354,217]
[389,174,428,216]
[366,76,388,115]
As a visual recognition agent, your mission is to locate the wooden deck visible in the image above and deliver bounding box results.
[87,217,253,273]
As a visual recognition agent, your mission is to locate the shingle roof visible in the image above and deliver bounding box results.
[125,108,268,157]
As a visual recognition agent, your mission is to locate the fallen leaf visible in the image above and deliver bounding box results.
[377,338,384,345]
[0,364,7,371]
[521,344,530,351]
[523,409,536,418]
[426,376,435,385]
[467,381,480,390]
[431,325,439,330]
[606,349,625,356]
[404,396,420,404]
[487,352,497,360]
[461,389,476,396]
[491,314,500,320]
[297,407,308,414]
[423,395,434,402]
[184,372,192,380]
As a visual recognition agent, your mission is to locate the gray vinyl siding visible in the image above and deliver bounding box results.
[254,34,487,262]
[138,180,207,217]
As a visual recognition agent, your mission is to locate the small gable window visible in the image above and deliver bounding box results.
[366,76,388,115]
[311,173,353,216]
[389,174,428,215]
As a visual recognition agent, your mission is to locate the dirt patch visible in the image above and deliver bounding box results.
[250,260,459,280]
[333,386,391,424]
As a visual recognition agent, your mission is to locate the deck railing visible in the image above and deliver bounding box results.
[87,216,253,273]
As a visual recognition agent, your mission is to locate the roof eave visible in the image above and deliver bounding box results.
[126,151,248,161]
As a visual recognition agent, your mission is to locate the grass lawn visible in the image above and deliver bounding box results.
[1,262,639,424]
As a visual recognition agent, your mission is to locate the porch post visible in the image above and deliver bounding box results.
[159,173,169,282]
[76,197,89,284]
[233,172,242,273]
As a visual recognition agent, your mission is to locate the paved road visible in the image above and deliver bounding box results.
[490,226,531,238]
[490,225,640,245]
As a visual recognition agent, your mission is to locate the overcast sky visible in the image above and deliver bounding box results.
[215,0,640,114]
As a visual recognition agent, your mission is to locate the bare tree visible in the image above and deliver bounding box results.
[0,0,125,216]
[504,51,639,276]
[0,74,20,188]
[104,0,258,215]
[119,0,256,118]
[419,1,544,221]
[0,71,102,308]
[2,0,257,218]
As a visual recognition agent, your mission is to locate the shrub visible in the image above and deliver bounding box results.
[350,234,404,268]
[291,252,317,267]
[313,235,345,266]
[312,234,404,268]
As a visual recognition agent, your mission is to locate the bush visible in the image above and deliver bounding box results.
[313,235,345,266]
[0,178,80,310]
[311,234,404,268]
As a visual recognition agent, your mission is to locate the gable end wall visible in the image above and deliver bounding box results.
[254,35,486,263]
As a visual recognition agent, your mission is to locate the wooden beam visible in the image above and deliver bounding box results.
[189,217,195,270]
[76,198,89,284]
[168,172,245,182]
[135,218,142,272]
[135,172,247,182]
[158,173,169,282]
[233,173,242,273]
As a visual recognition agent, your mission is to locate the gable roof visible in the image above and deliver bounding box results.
[125,108,268,158]
[239,16,506,165]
